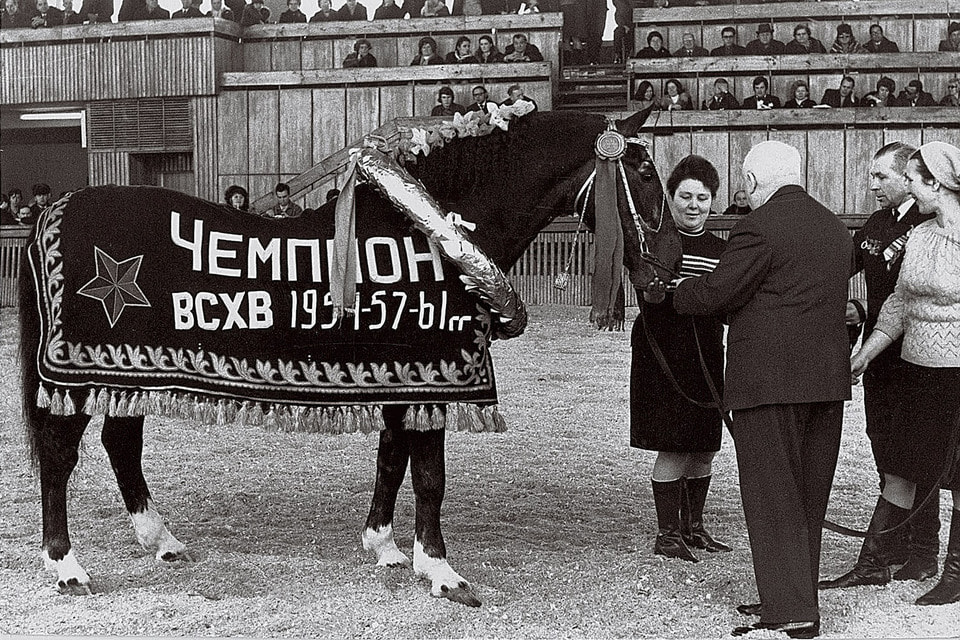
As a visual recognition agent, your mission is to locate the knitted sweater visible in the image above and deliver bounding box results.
[875,220,960,367]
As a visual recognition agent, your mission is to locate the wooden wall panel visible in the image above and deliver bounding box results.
[690,131,730,212]
[378,85,414,126]
[924,128,960,148]
[879,20,913,53]
[312,88,346,164]
[301,40,334,70]
[767,130,808,185]
[88,151,131,187]
[414,84,440,118]
[651,134,690,185]
[345,86,380,145]
[278,89,314,176]
[884,128,922,150]
[914,19,946,52]
[727,130,767,204]
[248,175,277,205]
[217,91,248,175]
[806,130,845,215]
[399,36,423,67]
[193,95,219,202]
[845,129,884,216]
[273,40,302,71]
[244,42,272,72]
[248,90,280,175]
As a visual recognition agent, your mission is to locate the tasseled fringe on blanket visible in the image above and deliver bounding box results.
[34,384,505,433]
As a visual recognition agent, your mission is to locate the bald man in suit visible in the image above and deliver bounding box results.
[673,141,852,639]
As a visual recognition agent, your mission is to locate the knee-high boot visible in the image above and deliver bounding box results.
[680,476,732,553]
[894,485,940,581]
[652,479,699,563]
[819,496,909,589]
[916,508,960,605]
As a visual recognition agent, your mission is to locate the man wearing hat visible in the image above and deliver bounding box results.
[830,23,866,53]
[939,21,960,51]
[711,26,746,56]
[746,23,785,55]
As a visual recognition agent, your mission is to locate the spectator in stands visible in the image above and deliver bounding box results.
[337,0,367,20]
[467,85,498,114]
[8,189,31,223]
[118,0,143,20]
[373,0,403,19]
[500,83,538,111]
[240,0,269,25]
[746,23,785,55]
[637,30,671,58]
[79,0,113,23]
[343,38,377,67]
[863,24,899,53]
[410,36,444,65]
[559,0,585,64]
[632,80,657,110]
[445,35,478,63]
[0,193,15,226]
[278,0,306,22]
[310,0,337,21]
[896,79,937,107]
[419,0,448,17]
[1,0,32,27]
[741,75,780,110]
[658,78,692,111]
[264,183,302,219]
[517,0,540,13]
[144,0,169,19]
[29,182,52,219]
[476,34,503,63]
[172,0,202,18]
[820,75,859,108]
[710,26,746,56]
[941,77,960,107]
[207,0,233,19]
[431,86,466,116]
[30,0,62,27]
[722,189,751,216]
[863,76,896,107]
[674,32,708,57]
[451,0,482,15]
[939,21,960,52]
[703,78,739,110]
[784,79,816,108]
[504,33,544,62]
[784,23,826,54]
[225,185,249,212]
[58,0,83,23]
[830,23,866,53]
[224,0,244,20]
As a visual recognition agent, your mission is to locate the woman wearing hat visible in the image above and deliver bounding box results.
[830,23,866,53]
[636,30,671,58]
[821,142,960,606]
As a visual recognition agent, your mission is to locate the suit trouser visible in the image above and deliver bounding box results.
[731,401,844,624]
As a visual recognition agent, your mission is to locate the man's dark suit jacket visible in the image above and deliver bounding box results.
[674,185,852,411]
[740,95,781,109]
[820,88,859,108]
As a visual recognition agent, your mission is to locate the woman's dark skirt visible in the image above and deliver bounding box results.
[878,362,960,490]
[630,295,724,453]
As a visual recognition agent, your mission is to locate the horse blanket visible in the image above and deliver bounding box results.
[25,185,502,432]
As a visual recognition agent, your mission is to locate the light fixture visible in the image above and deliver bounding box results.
[20,111,84,121]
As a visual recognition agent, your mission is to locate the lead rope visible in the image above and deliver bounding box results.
[554,170,595,291]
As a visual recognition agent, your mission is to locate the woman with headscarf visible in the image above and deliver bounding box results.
[820,142,960,606]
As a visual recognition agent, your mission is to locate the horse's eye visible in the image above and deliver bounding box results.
[638,160,656,181]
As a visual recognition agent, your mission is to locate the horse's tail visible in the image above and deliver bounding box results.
[18,235,44,468]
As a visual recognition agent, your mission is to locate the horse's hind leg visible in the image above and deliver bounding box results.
[410,428,481,607]
[101,416,191,563]
[362,405,412,567]
[37,413,92,594]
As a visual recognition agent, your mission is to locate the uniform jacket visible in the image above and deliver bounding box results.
[674,185,853,410]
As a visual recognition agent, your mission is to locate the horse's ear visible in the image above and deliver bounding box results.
[615,105,654,138]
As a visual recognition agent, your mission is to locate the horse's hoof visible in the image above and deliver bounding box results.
[378,550,412,568]
[439,582,481,607]
[58,577,92,596]
[159,548,197,563]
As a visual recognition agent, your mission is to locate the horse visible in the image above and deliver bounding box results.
[18,107,679,605]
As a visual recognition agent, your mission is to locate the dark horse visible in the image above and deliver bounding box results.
[18,108,678,605]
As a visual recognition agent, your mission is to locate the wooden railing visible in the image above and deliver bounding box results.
[632,0,958,54]
[0,226,30,307]
[627,52,959,112]
[240,12,563,72]
[0,18,241,105]
[219,63,553,206]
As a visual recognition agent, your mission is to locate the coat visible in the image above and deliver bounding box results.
[673,185,853,410]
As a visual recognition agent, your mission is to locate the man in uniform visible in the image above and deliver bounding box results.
[820,142,939,589]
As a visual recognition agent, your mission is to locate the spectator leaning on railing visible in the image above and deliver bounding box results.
[171,0,203,19]
[310,0,337,21]
[30,0,63,27]
[278,0,306,22]
[373,0,404,19]
[1,0,33,27]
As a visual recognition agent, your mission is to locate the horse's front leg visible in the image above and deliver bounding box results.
[362,406,412,567]
[410,427,481,607]
[101,416,192,563]
[37,413,91,594]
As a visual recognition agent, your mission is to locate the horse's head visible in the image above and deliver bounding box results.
[576,107,681,328]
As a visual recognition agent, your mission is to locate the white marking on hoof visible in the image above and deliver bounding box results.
[129,499,189,561]
[362,524,411,567]
[413,538,480,606]
[43,549,92,595]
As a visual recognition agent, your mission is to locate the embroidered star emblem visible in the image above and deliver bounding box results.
[77,247,150,327]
